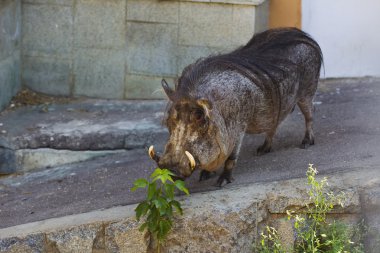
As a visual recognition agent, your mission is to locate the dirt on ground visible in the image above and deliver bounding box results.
[7,88,77,110]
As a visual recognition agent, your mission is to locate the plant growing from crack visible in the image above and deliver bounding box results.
[254,164,367,253]
[132,168,189,252]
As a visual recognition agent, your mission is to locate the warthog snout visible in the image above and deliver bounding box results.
[148,145,196,179]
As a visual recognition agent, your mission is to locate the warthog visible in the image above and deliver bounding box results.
[149,28,323,186]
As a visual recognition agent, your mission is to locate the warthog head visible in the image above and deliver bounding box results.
[148,79,230,180]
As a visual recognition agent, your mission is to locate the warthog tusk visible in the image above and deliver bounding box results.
[148,145,159,162]
[185,151,196,170]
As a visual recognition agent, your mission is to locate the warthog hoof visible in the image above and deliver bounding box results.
[216,170,234,187]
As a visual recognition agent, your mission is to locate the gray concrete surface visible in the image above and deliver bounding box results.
[0,0,21,111]
[0,78,379,229]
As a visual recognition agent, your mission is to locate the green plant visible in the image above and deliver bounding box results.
[131,168,189,252]
[255,226,288,253]
[254,164,366,253]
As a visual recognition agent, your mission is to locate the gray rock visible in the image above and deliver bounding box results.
[0,148,16,174]
[46,223,103,253]
[0,233,45,253]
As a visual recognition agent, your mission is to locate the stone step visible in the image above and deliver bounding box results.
[0,99,168,174]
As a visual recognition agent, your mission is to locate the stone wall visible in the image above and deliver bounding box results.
[0,0,21,111]
[21,0,268,99]
[1,167,379,252]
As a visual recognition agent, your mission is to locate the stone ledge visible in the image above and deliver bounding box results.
[0,167,378,252]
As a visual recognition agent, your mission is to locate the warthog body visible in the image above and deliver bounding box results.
[153,28,323,186]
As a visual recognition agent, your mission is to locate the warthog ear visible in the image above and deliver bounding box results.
[197,99,212,119]
[161,79,175,101]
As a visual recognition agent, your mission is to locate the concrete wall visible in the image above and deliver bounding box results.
[21,0,268,99]
[302,0,380,78]
[0,0,21,111]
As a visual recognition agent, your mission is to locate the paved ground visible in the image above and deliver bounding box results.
[0,78,379,229]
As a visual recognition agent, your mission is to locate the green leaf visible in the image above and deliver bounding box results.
[164,183,175,200]
[150,168,163,180]
[158,219,172,241]
[164,169,176,177]
[131,178,148,191]
[165,203,173,218]
[174,180,189,195]
[151,168,175,184]
[147,207,159,233]
[153,197,169,215]
[135,201,149,221]
[139,222,148,232]
[147,182,157,200]
[160,169,175,183]
[170,200,183,215]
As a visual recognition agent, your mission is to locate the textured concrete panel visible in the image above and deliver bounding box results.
[74,0,126,49]
[179,2,234,48]
[254,0,268,33]
[0,0,21,111]
[179,0,265,4]
[127,0,178,24]
[22,0,74,6]
[231,5,256,46]
[0,0,21,60]
[22,56,71,95]
[177,45,224,75]
[125,74,174,99]
[179,2,259,48]
[126,22,178,76]
[0,53,21,111]
[74,48,125,99]
[22,3,73,56]
[210,0,265,4]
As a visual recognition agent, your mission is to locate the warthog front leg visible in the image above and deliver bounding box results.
[216,158,236,187]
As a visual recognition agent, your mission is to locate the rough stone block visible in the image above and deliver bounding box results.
[125,74,174,99]
[46,223,103,253]
[127,0,178,24]
[0,233,45,253]
[22,56,71,96]
[74,48,125,99]
[0,53,21,111]
[126,22,178,76]
[22,3,73,56]
[74,0,126,49]
[0,0,21,60]
[105,219,149,253]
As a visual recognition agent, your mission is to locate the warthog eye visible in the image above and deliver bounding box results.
[191,109,204,122]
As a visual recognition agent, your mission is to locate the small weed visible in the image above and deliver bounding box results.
[256,226,288,253]
[254,164,366,253]
[132,168,189,252]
